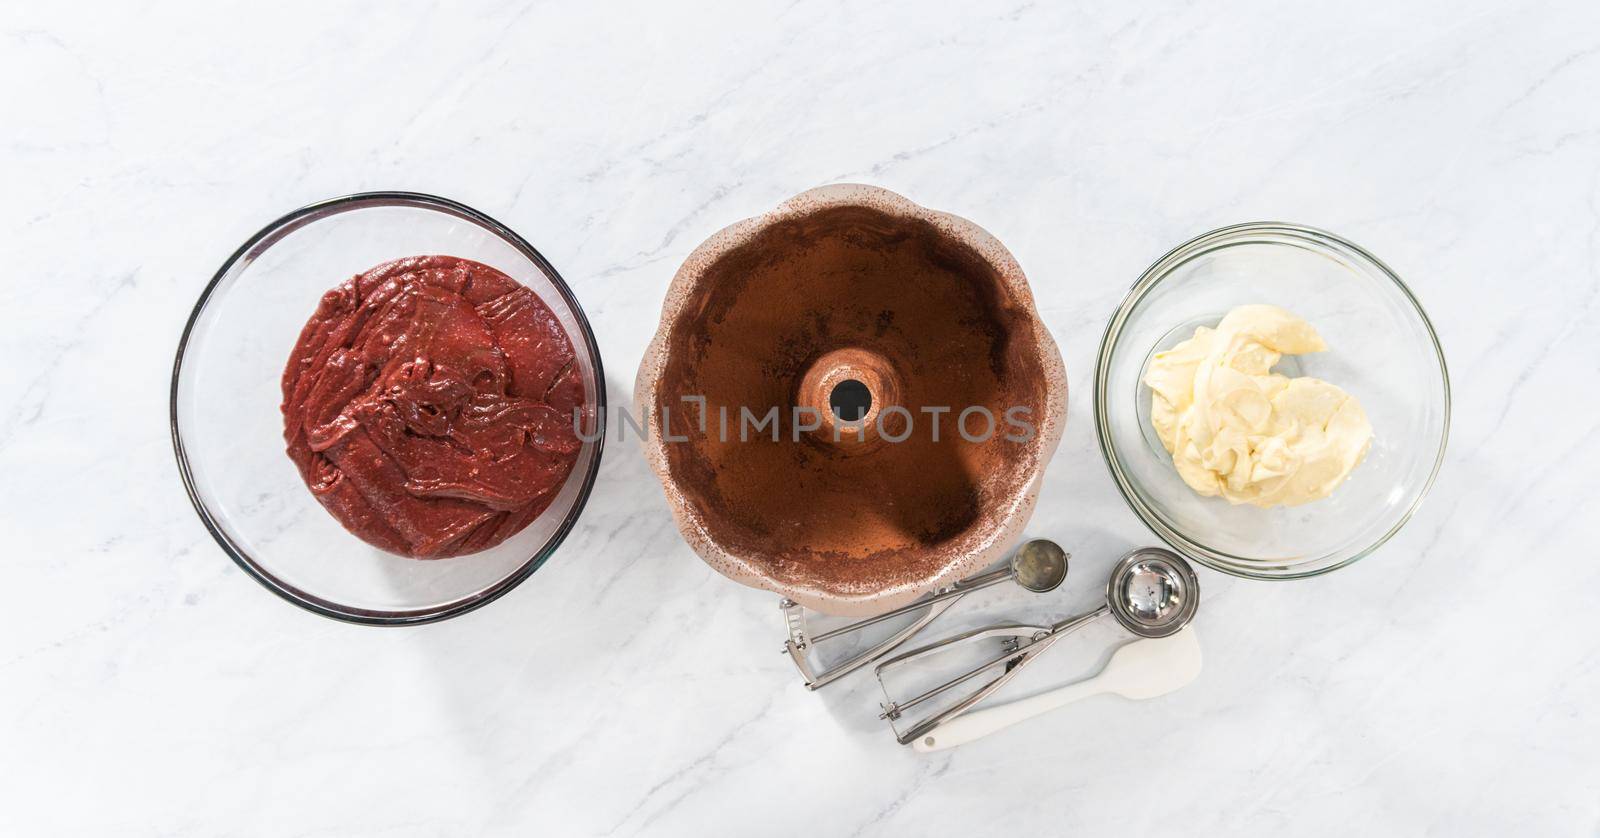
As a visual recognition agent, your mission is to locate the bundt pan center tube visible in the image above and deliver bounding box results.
[636,184,1067,616]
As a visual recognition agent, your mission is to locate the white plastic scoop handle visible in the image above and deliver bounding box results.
[911,626,1202,753]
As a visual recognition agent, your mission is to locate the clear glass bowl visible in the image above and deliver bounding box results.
[1095,223,1449,579]
[171,192,606,624]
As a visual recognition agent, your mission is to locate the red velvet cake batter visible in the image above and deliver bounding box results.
[282,255,583,558]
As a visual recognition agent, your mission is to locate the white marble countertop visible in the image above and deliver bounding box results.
[5,1,1599,834]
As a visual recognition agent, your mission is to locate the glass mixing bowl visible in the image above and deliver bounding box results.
[1095,223,1449,579]
[172,192,606,624]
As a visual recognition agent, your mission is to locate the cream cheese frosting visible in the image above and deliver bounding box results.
[1143,304,1373,508]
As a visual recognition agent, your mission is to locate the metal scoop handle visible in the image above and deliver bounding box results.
[876,606,1107,745]
[782,566,1014,690]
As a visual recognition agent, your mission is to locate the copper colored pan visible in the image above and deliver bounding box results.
[635,184,1067,615]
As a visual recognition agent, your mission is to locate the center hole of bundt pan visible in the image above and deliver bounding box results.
[829,379,872,422]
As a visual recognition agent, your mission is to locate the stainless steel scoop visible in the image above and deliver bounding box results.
[875,546,1199,745]
[782,539,1069,690]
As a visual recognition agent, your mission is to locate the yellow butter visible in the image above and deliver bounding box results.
[1143,305,1373,508]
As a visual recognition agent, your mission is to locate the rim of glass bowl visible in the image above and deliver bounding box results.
[1093,221,1450,580]
[170,191,608,625]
